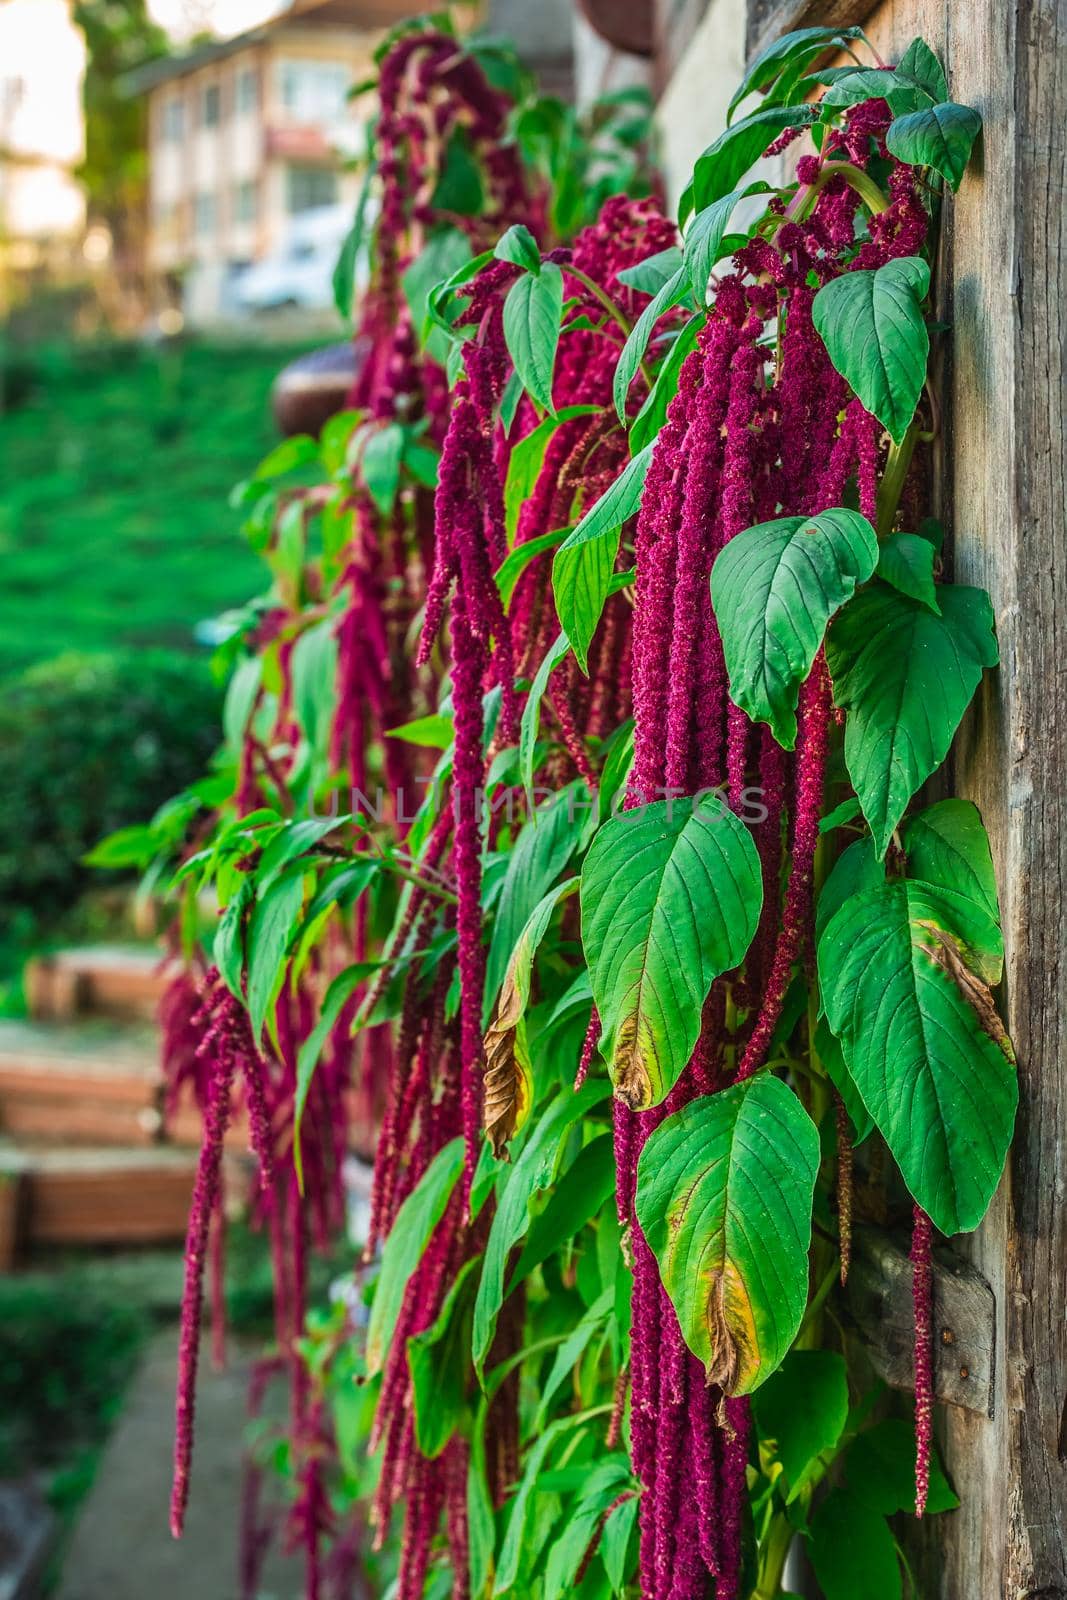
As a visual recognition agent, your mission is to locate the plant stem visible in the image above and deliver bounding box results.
[566,266,655,394]
[875,416,921,538]
[752,1508,795,1600]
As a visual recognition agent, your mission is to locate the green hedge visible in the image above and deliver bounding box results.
[0,650,221,937]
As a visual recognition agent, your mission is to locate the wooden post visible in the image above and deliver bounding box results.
[655,0,1066,1587]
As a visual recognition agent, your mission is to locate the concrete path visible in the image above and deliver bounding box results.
[57,1329,304,1600]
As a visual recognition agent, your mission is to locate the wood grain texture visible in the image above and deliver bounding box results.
[735,0,1066,1588]
[845,1227,996,1416]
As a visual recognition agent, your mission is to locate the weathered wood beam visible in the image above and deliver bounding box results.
[844,1227,996,1416]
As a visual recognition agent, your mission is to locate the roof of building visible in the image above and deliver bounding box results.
[122,0,404,96]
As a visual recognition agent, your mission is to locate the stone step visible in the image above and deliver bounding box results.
[25,945,170,1023]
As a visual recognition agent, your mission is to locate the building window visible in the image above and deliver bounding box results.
[195,191,217,236]
[278,59,349,122]
[235,65,258,115]
[201,82,222,127]
[233,179,257,224]
[285,165,338,214]
[161,93,184,141]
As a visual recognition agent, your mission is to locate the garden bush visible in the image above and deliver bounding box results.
[0,649,221,940]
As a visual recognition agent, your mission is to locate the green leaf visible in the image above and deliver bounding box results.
[430,128,484,214]
[896,37,949,103]
[366,1137,464,1376]
[711,508,878,748]
[818,795,862,834]
[616,246,683,294]
[727,24,864,122]
[291,618,338,759]
[821,66,931,114]
[514,1133,615,1288]
[494,1407,605,1593]
[813,257,930,444]
[503,406,599,545]
[901,799,1000,926]
[213,875,253,998]
[518,631,570,809]
[403,227,473,340]
[332,213,362,322]
[495,526,568,609]
[635,1075,819,1392]
[472,1080,607,1376]
[386,712,455,750]
[256,817,341,887]
[887,101,982,191]
[408,1256,481,1458]
[628,315,701,456]
[503,262,564,412]
[247,869,304,1041]
[253,434,319,480]
[809,1487,902,1600]
[84,823,158,869]
[684,182,771,300]
[816,835,883,945]
[818,879,1017,1233]
[483,878,579,1158]
[845,1418,959,1515]
[582,795,762,1108]
[826,582,998,855]
[753,1349,850,1500]
[876,530,940,611]
[601,1493,638,1592]
[817,1015,873,1143]
[485,783,580,1013]
[685,104,819,222]
[494,222,542,274]
[613,266,688,420]
[534,1286,613,1428]
[552,444,653,673]
[294,963,373,1185]
[543,1462,633,1600]
[361,422,405,515]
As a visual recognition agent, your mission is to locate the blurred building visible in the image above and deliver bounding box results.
[0,0,87,274]
[125,0,411,322]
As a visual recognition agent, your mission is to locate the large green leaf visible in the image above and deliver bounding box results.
[407,1255,480,1458]
[502,262,563,412]
[711,508,878,748]
[684,182,771,301]
[518,630,570,808]
[472,1080,607,1376]
[752,1349,850,1501]
[845,1418,959,1515]
[812,257,930,444]
[484,784,581,1015]
[581,795,762,1108]
[809,1487,902,1600]
[612,266,688,421]
[727,24,863,122]
[887,102,981,192]
[818,880,1016,1234]
[247,868,304,1040]
[483,877,579,1158]
[876,530,940,611]
[684,103,819,222]
[552,443,652,673]
[635,1075,819,1392]
[826,582,998,856]
[902,799,1000,925]
[503,405,598,545]
[366,1137,464,1376]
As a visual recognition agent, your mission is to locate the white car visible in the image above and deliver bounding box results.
[234,204,361,314]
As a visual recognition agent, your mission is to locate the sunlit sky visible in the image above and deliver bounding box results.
[146,0,286,42]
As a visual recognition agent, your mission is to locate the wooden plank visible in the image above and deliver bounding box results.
[844,1227,996,1416]
[739,0,1067,1589]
